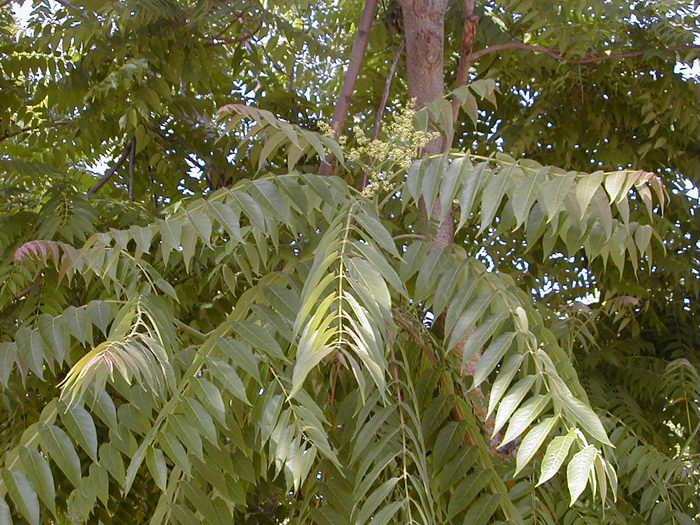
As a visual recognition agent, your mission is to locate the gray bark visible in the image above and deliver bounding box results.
[400,0,454,247]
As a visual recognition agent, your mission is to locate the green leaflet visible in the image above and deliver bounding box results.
[0,498,11,525]
[365,501,403,525]
[157,218,183,264]
[99,443,125,486]
[1,469,40,525]
[61,404,98,461]
[414,247,445,303]
[291,323,334,398]
[594,455,608,505]
[37,424,82,488]
[511,167,547,229]
[217,337,261,384]
[604,458,618,502]
[207,201,243,242]
[130,225,154,254]
[158,430,191,475]
[479,168,510,233]
[184,398,218,446]
[169,415,204,461]
[457,161,488,231]
[561,393,613,447]
[515,416,558,475]
[420,154,445,219]
[355,477,400,524]
[16,328,45,380]
[538,432,575,486]
[438,157,467,222]
[37,314,68,366]
[0,343,17,387]
[230,319,286,362]
[567,445,597,505]
[431,422,463,472]
[446,470,491,520]
[486,353,524,419]
[354,211,400,259]
[194,378,227,427]
[499,394,551,446]
[493,375,535,435]
[18,448,56,515]
[539,173,575,223]
[575,170,604,218]
[604,171,627,203]
[447,292,492,350]
[461,312,509,366]
[206,357,249,404]
[461,494,500,525]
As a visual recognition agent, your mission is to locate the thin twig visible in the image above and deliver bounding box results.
[211,12,245,40]
[360,41,404,190]
[87,142,132,194]
[185,153,205,169]
[371,41,404,140]
[205,20,262,47]
[53,0,90,20]
[54,0,75,9]
[467,41,700,65]
[392,233,425,241]
[393,313,437,367]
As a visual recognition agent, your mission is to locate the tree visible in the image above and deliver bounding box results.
[0,0,698,524]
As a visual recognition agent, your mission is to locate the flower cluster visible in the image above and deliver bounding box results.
[349,101,438,167]
[361,172,396,197]
[323,101,440,198]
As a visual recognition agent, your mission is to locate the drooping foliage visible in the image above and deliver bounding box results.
[0,1,698,524]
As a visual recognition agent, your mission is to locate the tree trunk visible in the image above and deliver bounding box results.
[400,0,453,247]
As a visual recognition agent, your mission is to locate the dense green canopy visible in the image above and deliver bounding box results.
[0,1,698,524]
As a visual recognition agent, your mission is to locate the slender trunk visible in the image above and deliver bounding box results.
[400,0,453,247]
[319,0,379,176]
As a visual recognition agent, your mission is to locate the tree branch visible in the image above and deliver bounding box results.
[87,142,132,195]
[468,41,700,65]
[205,20,262,47]
[53,0,90,20]
[185,153,206,170]
[371,41,404,140]
[54,0,76,9]
[211,12,246,40]
[0,120,72,143]
[319,0,379,176]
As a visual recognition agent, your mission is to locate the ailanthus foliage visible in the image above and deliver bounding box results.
[1,1,698,524]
